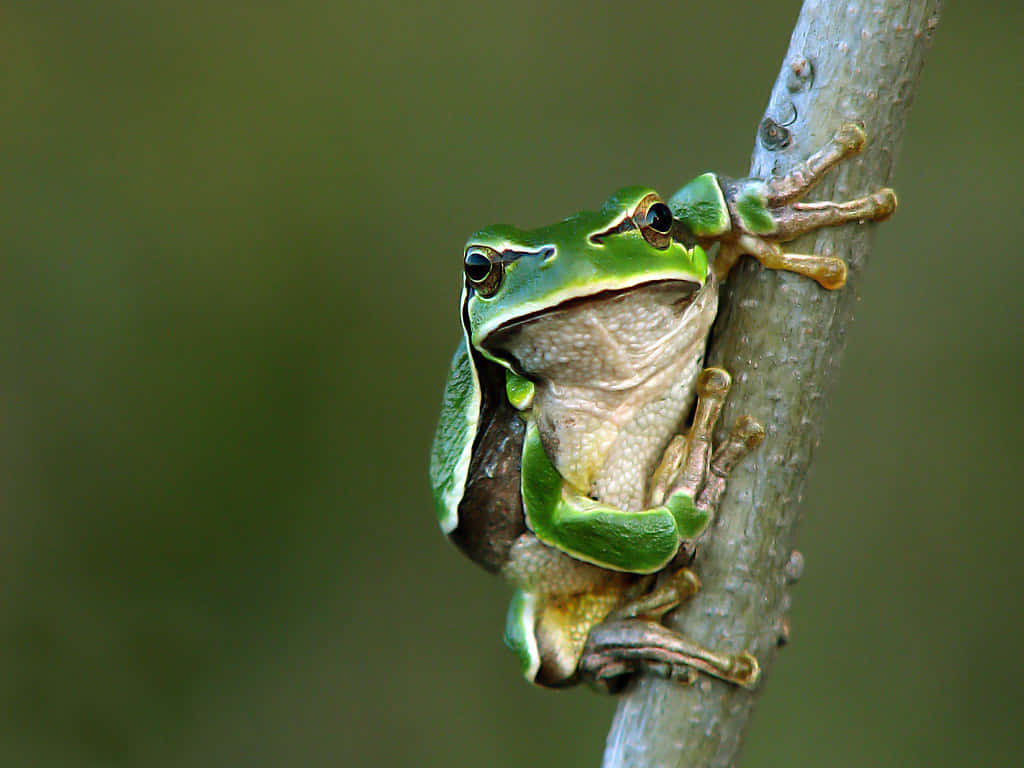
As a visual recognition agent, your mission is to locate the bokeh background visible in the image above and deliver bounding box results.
[1,2,1021,766]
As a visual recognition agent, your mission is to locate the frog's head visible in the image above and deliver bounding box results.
[461,187,709,374]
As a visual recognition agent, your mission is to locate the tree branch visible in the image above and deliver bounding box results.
[602,1,941,766]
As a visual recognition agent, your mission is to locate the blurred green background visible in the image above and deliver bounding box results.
[1,1,1021,766]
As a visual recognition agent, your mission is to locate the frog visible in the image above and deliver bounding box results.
[429,124,896,690]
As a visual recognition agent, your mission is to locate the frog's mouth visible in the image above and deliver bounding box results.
[489,278,701,337]
[482,278,704,376]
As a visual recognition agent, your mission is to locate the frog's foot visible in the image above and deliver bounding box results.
[579,619,760,692]
[605,567,699,623]
[715,123,897,290]
[649,367,764,517]
[580,568,759,692]
[762,122,869,204]
[695,413,766,515]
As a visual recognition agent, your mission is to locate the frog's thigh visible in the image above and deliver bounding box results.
[503,532,619,594]
[505,587,623,686]
[503,534,633,685]
[534,589,627,686]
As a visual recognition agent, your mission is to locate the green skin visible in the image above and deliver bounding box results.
[467,186,714,571]
[429,126,896,685]
[433,183,723,549]
[430,181,743,680]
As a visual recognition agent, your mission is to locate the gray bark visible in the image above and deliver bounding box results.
[602,1,941,766]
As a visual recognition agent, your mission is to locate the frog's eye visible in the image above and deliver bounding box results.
[633,195,674,249]
[464,246,504,297]
[644,203,673,234]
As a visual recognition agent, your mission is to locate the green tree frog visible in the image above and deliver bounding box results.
[429,125,895,690]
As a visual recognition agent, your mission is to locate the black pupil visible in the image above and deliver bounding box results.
[464,251,492,282]
[645,202,673,234]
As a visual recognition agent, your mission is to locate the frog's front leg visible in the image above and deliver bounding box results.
[671,123,897,290]
[648,368,764,516]
[522,369,764,576]
[521,427,704,576]
[578,369,764,690]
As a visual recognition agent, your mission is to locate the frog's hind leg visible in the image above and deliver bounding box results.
[529,587,630,687]
[578,567,731,692]
[580,569,760,689]
[605,566,699,623]
[580,619,760,690]
[502,534,641,687]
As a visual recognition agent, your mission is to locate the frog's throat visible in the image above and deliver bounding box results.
[490,278,700,338]
[475,278,700,376]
